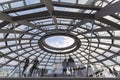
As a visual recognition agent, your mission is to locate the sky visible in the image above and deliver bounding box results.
[45,36,74,48]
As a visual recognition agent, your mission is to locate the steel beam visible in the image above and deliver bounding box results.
[95,1,120,18]
[41,0,58,31]
[53,2,101,10]
[12,11,94,21]
[0,12,45,32]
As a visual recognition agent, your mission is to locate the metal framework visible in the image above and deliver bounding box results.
[0,0,120,77]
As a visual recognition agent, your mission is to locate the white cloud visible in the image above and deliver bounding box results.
[45,36,74,48]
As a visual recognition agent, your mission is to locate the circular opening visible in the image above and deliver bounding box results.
[45,36,75,48]
[38,33,81,54]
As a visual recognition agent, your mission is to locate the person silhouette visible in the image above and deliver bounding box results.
[68,55,75,75]
[22,58,29,77]
[62,59,67,75]
[30,57,39,77]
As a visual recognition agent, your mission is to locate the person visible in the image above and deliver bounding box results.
[68,55,75,75]
[113,67,118,77]
[41,68,44,77]
[73,64,77,76]
[108,67,113,74]
[38,68,44,77]
[62,59,67,75]
[22,58,29,77]
[30,57,39,77]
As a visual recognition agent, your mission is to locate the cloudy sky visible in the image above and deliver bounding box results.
[45,36,74,48]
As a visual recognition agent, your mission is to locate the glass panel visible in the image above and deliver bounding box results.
[95,49,105,53]
[78,0,89,4]
[16,7,47,15]
[23,53,30,57]
[7,33,20,38]
[52,0,58,1]
[114,30,120,37]
[10,1,24,8]
[110,46,120,53]
[9,13,17,16]
[61,0,76,4]
[7,61,18,66]
[100,39,111,44]
[103,52,113,57]
[97,56,105,60]
[2,4,9,10]
[104,16,120,24]
[0,48,11,54]
[54,6,80,12]
[8,53,17,57]
[103,60,115,66]
[0,5,3,11]
[98,32,110,36]
[91,52,99,57]
[25,0,40,5]
[0,0,12,3]
[0,42,6,46]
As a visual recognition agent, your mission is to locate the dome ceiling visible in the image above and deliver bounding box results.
[0,0,120,71]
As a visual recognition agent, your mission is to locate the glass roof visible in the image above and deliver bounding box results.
[0,0,120,77]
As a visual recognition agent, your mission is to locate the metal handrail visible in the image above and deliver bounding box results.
[7,63,21,77]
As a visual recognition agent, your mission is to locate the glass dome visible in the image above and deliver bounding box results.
[0,0,120,78]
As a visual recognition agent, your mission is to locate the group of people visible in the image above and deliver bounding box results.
[22,55,106,77]
[62,55,76,75]
[22,57,45,77]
